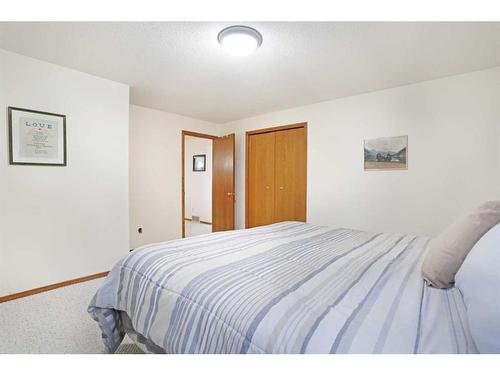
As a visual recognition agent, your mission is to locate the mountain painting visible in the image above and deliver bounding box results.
[364,135,408,170]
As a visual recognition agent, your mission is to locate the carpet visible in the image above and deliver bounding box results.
[0,278,143,354]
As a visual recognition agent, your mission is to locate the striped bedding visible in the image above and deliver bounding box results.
[88,222,478,354]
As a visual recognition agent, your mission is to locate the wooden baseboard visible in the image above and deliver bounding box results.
[184,218,212,225]
[0,271,109,304]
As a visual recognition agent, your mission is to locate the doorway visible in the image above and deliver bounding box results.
[181,131,235,238]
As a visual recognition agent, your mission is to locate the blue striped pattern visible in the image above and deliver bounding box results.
[88,222,478,354]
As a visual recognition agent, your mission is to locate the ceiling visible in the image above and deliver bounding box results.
[0,22,498,123]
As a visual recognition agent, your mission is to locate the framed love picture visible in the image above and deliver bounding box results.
[8,107,67,166]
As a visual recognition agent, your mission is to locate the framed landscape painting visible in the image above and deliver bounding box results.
[364,135,408,170]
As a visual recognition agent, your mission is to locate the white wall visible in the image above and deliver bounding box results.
[129,105,217,248]
[184,136,212,222]
[220,67,500,237]
[0,50,130,295]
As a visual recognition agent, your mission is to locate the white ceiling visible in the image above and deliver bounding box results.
[0,22,498,123]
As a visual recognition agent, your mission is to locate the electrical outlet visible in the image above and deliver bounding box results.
[138,227,143,234]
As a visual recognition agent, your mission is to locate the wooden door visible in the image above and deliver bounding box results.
[212,134,235,232]
[247,132,276,228]
[274,127,307,222]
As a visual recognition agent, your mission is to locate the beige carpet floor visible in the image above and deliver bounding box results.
[0,278,143,354]
[185,220,212,237]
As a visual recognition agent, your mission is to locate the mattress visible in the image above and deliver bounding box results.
[88,222,478,354]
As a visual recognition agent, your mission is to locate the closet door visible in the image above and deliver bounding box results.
[247,132,276,228]
[274,127,307,223]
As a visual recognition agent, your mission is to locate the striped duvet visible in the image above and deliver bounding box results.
[88,222,477,354]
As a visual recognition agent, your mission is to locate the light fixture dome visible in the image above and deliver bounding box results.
[217,25,263,57]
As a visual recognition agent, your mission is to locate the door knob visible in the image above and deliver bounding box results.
[227,192,234,196]
[279,186,284,190]
[265,186,270,189]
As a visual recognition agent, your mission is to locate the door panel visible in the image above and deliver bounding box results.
[274,127,307,223]
[212,134,235,232]
[247,132,276,228]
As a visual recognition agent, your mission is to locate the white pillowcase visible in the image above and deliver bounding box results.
[455,223,500,353]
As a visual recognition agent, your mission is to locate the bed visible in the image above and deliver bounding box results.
[88,222,477,354]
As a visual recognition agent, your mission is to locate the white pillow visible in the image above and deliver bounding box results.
[455,223,500,353]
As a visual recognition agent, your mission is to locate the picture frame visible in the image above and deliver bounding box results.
[8,106,67,166]
[364,135,408,171]
[193,154,206,172]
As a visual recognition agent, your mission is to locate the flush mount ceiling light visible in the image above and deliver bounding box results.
[217,25,263,57]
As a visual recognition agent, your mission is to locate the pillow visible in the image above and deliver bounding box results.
[455,223,500,353]
[422,200,500,288]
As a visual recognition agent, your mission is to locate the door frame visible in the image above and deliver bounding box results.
[245,122,308,228]
[181,130,218,238]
